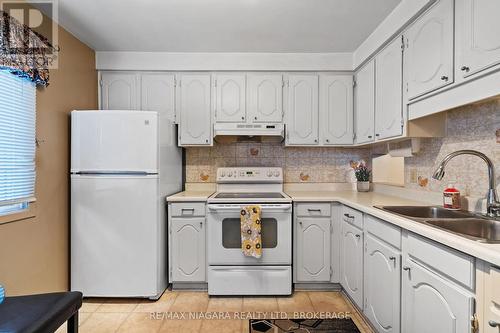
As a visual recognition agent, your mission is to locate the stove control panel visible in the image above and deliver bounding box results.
[216,167,283,183]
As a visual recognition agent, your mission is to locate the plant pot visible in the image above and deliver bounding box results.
[357,181,370,192]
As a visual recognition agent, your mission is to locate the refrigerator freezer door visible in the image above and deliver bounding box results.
[71,174,163,297]
[71,111,158,173]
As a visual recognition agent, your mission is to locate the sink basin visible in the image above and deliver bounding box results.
[423,218,500,243]
[379,206,476,219]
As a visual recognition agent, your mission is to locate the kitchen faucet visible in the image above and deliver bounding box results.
[432,150,500,217]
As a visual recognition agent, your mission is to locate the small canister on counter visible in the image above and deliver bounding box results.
[443,182,461,210]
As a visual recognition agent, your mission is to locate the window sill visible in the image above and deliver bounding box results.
[0,202,37,225]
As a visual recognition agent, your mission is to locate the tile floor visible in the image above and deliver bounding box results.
[56,290,373,333]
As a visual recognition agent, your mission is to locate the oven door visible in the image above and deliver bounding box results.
[207,203,292,265]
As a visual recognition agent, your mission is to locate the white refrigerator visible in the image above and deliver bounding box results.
[70,110,182,299]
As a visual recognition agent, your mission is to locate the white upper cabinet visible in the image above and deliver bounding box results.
[247,73,283,123]
[320,75,353,145]
[140,73,176,123]
[355,60,375,144]
[285,74,319,145]
[296,217,331,282]
[364,234,401,333]
[100,72,139,110]
[177,73,212,146]
[215,73,246,123]
[456,0,500,79]
[375,37,404,140]
[405,0,454,100]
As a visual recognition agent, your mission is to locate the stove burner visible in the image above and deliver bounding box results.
[214,192,286,199]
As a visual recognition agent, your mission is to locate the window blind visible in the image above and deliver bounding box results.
[0,70,36,215]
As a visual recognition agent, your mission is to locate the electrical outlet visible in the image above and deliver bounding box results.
[409,169,417,183]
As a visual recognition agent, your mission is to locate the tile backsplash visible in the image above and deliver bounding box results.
[186,144,370,183]
[185,98,500,197]
[404,99,500,197]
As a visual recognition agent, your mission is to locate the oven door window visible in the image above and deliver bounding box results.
[222,217,278,249]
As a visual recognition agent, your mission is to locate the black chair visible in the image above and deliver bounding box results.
[0,291,82,333]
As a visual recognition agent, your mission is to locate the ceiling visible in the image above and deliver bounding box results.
[47,0,401,53]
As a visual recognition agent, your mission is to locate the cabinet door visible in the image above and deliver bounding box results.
[247,74,283,123]
[286,74,319,145]
[341,220,363,308]
[405,0,454,99]
[483,264,500,333]
[364,235,400,333]
[375,37,404,140]
[177,74,212,145]
[296,218,331,282]
[100,72,139,110]
[355,60,375,144]
[171,218,206,282]
[141,73,176,123]
[456,0,500,79]
[215,73,246,123]
[402,259,473,333]
[320,75,353,145]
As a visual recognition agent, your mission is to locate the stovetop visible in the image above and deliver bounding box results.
[214,192,286,199]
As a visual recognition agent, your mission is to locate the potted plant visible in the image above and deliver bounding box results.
[350,160,371,192]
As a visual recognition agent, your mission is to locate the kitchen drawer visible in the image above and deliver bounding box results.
[170,202,206,217]
[296,203,331,217]
[365,214,401,249]
[406,232,475,290]
[342,205,363,229]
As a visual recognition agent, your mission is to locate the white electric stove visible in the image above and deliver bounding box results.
[206,167,292,296]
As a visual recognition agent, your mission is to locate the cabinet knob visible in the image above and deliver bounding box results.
[461,66,470,72]
[440,75,449,81]
[325,139,329,143]
[403,266,411,271]
[355,234,361,238]
[299,221,303,227]
[389,256,396,261]
[205,139,209,143]
[375,134,380,137]
[254,116,258,120]
[241,116,245,120]
[314,139,318,143]
[199,222,203,228]
[343,213,354,219]
[367,135,373,139]
[489,320,500,328]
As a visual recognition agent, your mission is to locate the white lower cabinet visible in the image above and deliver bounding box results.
[364,234,401,333]
[296,217,331,282]
[402,258,474,333]
[480,263,500,333]
[170,217,206,282]
[341,219,363,308]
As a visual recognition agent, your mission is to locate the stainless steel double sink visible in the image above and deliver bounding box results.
[375,206,500,244]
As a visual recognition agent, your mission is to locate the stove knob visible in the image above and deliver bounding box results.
[220,171,226,177]
[228,171,233,177]
[267,170,273,177]
[274,171,280,177]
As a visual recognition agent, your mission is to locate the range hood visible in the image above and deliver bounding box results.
[214,123,285,137]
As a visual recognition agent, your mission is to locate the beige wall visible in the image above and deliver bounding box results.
[0,25,97,295]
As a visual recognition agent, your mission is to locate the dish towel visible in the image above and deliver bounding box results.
[240,206,262,258]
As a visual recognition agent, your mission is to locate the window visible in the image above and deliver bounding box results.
[0,70,36,216]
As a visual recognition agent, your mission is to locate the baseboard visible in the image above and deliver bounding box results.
[171,282,208,291]
[293,283,342,291]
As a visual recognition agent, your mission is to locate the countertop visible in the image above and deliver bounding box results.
[287,190,500,267]
[166,190,214,202]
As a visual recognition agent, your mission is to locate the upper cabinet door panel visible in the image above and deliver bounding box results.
[101,72,139,110]
[178,74,212,145]
[320,75,353,145]
[355,60,375,144]
[405,0,454,99]
[375,37,404,140]
[247,74,283,123]
[141,73,176,123]
[457,0,500,79]
[286,74,319,145]
[215,74,246,123]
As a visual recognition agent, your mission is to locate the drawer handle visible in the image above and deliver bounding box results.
[440,75,449,81]
[308,209,322,212]
[181,208,195,214]
[489,320,500,328]
[403,266,411,271]
[343,213,354,219]
[355,234,361,238]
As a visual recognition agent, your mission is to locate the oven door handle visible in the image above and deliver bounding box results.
[208,204,292,212]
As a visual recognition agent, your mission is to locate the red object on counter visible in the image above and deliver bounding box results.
[443,183,461,210]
